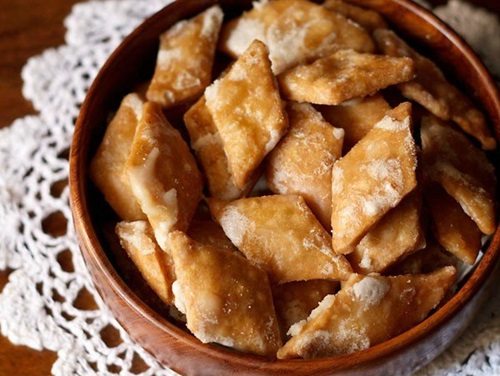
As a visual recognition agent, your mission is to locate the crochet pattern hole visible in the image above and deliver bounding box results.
[56,248,75,273]
[52,288,66,303]
[73,287,98,311]
[41,211,67,237]
[131,352,149,374]
[50,178,68,198]
[108,364,122,373]
[100,324,122,348]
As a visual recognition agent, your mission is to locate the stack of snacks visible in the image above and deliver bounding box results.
[90,0,497,359]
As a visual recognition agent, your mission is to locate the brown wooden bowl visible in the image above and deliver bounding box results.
[69,0,500,375]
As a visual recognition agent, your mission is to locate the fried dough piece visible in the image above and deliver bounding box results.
[374,29,495,150]
[278,50,414,105]
[425,184,482,264]
[349,191,425,273]
[266,103,344,228]
[277,267,457,359]
[146,6,223,107]
[184,96,245,200]
[187,219,239,254]
[205,40,288,189]
[169,231,281,356]
[126,102,203,251]
[318,94,391,152]
[90,94,145,220]
[331,103,417,254]
[219,0,374,74]
[116,221,175,304]
[421,115,496,235]
[209,195,353,283]
[390,243,459,275]
[273,280,339,338]
[323,0,387,31]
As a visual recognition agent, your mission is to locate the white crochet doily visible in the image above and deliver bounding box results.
[0,0,498,375]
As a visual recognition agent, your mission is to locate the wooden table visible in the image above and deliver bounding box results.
[0,0,498,375]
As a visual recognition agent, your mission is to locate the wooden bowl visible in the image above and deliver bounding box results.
[69,0,500,375]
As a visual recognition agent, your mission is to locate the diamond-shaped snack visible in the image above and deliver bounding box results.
[205,40,288,189]
[277,266,457,359]
[273,280,339,338]
[266,103,344,228]
[90,93,146,221]
[219,0,374,75]
[389,242,459,276]
[187,219,239,254]
[331,103,417,254]
[168,231,282,356]
[278,50,415,105]
[425,184,482,264]
[116,221,175,304]
[374,29,496,150]
[209,195,353,283]
[348,191,425,273]
[421,115,496,235]
[146,6,224,108]
[126,102,203,251]
[184,96,253,200]
[323,0,387,31]
[318,94,391,152]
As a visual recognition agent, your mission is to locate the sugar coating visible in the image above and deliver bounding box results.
[200,5,224,38]
[263,128,281,154]
[218,205,252,247]
[375,114,410,132]
[123,93,144,120]
[332,127,345,140]
[172,280,186,314]
[128,147,179,250]
[360,158,403,217]
[287,294,335,336]
[117,221,156,255]
[351,276,390,308]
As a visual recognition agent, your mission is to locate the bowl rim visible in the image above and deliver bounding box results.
[69,0,500,371]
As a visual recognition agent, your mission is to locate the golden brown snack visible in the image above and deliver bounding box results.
[322,0,387,31]
[126,102,203,251]
[331,103,417,254]
[169,231,282,356]
[374,29,496,150]
[219,0,374,74]
[146,6,223,107]
[187,219,239,254]
[390,242,459,275]
[273,280,339,338]
[318,94,391,152]
[90,93,145,220]
[184,96,245,199]
[266,102,344,228]
[205,40,288,189]
[421,115,496,235]
[209,195,353,283]
[425,184,482,265]
[116,221,175,304]
[279,49,414,105]
[277,267,457,359]
[348,191,425,273]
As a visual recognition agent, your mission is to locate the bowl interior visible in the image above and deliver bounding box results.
[70,0,500,373]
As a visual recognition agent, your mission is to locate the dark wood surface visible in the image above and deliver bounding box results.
[1,0,499,375]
